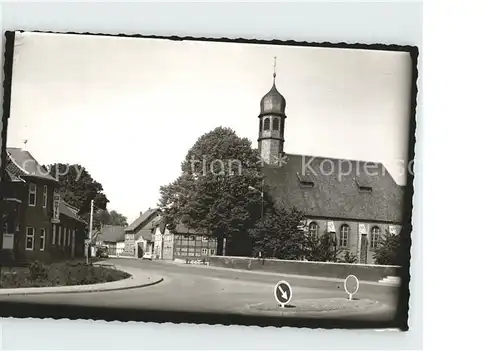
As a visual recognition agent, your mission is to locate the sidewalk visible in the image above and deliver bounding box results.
[153,259,400,287]
[0,264,164,296]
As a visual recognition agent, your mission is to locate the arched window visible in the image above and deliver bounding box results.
[272,118,280,131]
[263,118,271,131]
[370,226,381,249]
[308,222,319,238]
[340,224,350,247]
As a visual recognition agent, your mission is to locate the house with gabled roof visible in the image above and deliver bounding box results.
[92,224,126,256]
[254,70,405,264]
[0,147,87,264]
[122,207,162,258]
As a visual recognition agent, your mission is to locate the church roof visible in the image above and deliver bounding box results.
[260,82,286,116]
[263,153,404,223]
[6,147,58,183]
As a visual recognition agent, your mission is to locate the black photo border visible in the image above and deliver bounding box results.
[0,30,418,331]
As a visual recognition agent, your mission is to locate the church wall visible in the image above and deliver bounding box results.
[304,218,401,265]
[260,139,282,164]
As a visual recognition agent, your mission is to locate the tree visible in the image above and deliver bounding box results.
[158,127,264,256]
[94,209,128,227]
[249,205,308,260]
[46,163,109,229]
[373,230,402,265]
[306,230,341,262]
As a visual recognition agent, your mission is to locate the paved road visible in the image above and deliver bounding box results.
[0,258,399,320]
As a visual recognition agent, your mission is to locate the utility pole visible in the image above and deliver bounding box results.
[86,199,94,265]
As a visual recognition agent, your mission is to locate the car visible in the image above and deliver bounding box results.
[142,252,152,260]
[96,246,109,259]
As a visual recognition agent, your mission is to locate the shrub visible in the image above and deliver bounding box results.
[28,260,48,281]
[1,260,130,289]
[340,251,358,264]
[373,230,402,265]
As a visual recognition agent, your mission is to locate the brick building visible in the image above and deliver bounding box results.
[1,148,87,264]
[256,71,404,264]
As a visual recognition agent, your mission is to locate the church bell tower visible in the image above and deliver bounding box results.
[258,57,287,166]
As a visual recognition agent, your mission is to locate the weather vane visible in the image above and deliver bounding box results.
[273,56,277,79]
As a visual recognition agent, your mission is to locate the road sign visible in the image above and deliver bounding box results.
[344,274,359,300]
[274,280,292,307]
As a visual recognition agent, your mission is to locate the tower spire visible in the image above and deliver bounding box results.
[273,56,277,83]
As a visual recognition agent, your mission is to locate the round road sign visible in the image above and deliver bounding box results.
[344,274,359,300]
[274,280,292,307]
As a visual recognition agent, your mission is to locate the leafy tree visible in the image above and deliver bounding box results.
[46,163,109,229]
[94,209,128,227]
[159,127,264,256]
[249,205,308,260]
[306,230,345,262]
[373,229,402,265]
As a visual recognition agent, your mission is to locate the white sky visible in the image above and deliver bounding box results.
[8,32,412,223]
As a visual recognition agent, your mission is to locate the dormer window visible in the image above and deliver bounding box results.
[355,179,372,193]
[28,183,37,206]
[296,173,314,187]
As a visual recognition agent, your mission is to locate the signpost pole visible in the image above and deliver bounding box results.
[344,274,359,301]
[86,199,94,265]
[274,280,292,308]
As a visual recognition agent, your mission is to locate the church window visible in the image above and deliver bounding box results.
[263,118,270,131]
[272,118,280,130]
[308,222,319,238]
[340,224,350,247]
[370,226,381,249]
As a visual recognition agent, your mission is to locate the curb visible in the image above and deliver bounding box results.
[175,263,400,287]
[241,298,394,319]
[0,268,164,297]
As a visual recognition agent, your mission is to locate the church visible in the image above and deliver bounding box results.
[257,65,405,265]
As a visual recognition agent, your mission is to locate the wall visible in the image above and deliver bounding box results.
[208,255,401,282]
[153,227,163,259]
[47,215,85,261]
[116,241,125,256]
[173,233,217,259]
[304,218,401,264]
[16,179,56,262]
[123,233,135,256]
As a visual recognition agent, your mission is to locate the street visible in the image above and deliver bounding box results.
[0,258,399,320]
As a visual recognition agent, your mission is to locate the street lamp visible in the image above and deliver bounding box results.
[248,183,264,220]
